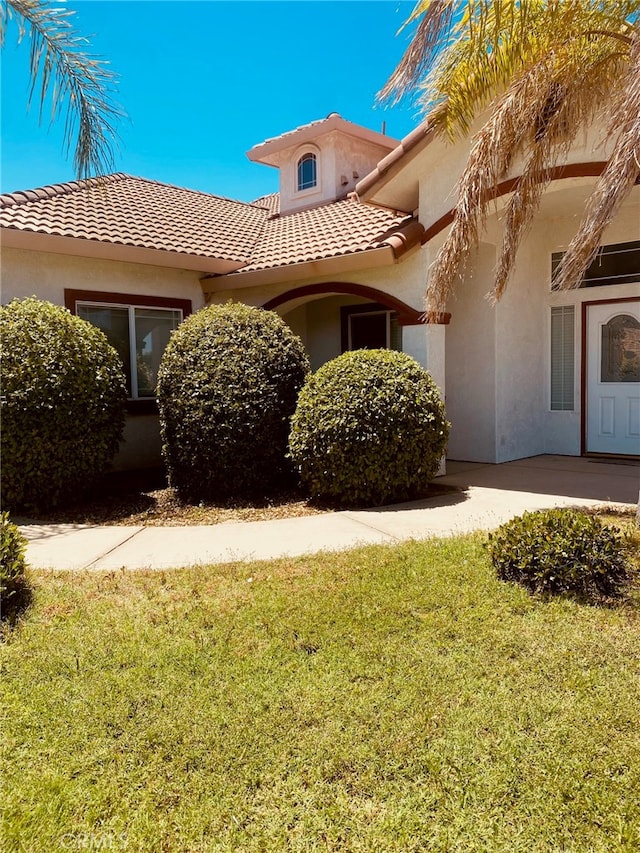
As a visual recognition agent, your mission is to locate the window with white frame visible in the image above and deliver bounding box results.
[297,152,317,192]
[550,305,575,410]
[66,290,189,400]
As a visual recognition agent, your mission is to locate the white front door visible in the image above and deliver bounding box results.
[586,300,640,456]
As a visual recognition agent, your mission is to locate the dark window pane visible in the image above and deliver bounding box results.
[297,153,317,191]
[552,240,640,289]
[77,304,131,395]
[350,312,388,350]
[134,308,181,397]
[389,315,402,352]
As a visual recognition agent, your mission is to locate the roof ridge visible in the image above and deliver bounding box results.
[250,191,278,203]
[0,173,131,208]
[128,174,261,208]
[0,172,267,211]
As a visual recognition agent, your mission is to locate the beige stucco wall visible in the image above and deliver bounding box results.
[404,112,640,463]
[1,246,205,470]
[274,131,395,215]
[1,246,204,307]
[210,247,444,377]
[439,185,639,462]
[416,116,617,229]
[443,241,498,462]
[508,192,639,460]
[210,246,427,322]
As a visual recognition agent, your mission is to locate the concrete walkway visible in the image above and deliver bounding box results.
[18,455,639,571]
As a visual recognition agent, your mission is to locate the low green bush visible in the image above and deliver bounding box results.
[157,303,309,501]
[0,513,30,622]
[288,349,449,507]
[0,298,127,514]
[487,508,631,600]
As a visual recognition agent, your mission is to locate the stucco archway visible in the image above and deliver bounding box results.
[261,282,423,326]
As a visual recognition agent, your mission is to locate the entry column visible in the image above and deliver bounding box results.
[402,313,450,474]
[401,313,449,399]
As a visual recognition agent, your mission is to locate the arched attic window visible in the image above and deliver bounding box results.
[297,152,317,191]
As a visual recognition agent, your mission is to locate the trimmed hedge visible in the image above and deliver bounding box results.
[0,298,127,514]
[157,303,310,501]
[288,349,449,507]
[1,513,31,622]
[487,508,631,600]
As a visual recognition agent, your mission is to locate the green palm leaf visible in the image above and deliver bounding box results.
[381,0,640,315]
[1,0,123,178]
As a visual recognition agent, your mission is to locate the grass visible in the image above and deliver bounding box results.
[2,531,640,852]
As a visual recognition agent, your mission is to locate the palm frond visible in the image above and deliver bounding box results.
[490,32,627,301]
[552,26,640,291]
[1,0,123,178]
[385,0,640,315]
[379,0,458,104]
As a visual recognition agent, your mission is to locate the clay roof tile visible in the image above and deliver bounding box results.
[2,173,422,273]
[0,173,268,263]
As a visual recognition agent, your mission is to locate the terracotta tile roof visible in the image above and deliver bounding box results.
[236,197,414,273]
[0,173,267,263]
[251,193,280,216]
[1,174,417,274]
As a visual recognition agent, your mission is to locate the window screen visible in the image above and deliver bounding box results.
[550,306,575,410]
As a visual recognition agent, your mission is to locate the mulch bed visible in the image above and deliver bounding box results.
[27,468,459,527]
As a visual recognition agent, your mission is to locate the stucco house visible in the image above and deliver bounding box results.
[1,112,638,469]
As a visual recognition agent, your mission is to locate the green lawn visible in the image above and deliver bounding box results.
[2,534,639,852]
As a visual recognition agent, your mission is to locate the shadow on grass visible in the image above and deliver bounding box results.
[1,577,33,631]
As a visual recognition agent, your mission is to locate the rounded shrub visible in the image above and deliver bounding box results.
[1,513,31,623]
[288,349,449,507]
[487,508,631,600]
[157,303,310,501]
[0,298,127,514]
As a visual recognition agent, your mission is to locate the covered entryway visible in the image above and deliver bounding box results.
[585,298,640,456]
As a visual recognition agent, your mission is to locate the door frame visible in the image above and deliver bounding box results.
[580,295,640,456]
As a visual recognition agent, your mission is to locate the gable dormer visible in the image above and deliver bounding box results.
[247,113,399,215]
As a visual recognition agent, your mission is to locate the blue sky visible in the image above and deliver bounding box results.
[1,1,423,201]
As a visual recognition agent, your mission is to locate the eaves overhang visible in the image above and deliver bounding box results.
[248,114,399,167]
[354,120,436,212]
[201,246,397,293]
[200,217,424,294]
[1,227,245,275]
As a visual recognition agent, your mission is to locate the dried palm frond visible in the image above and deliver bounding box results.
[380,0,640,315]
[490,32,626,302]
[552,27,640,291]
[1,0,123,178]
